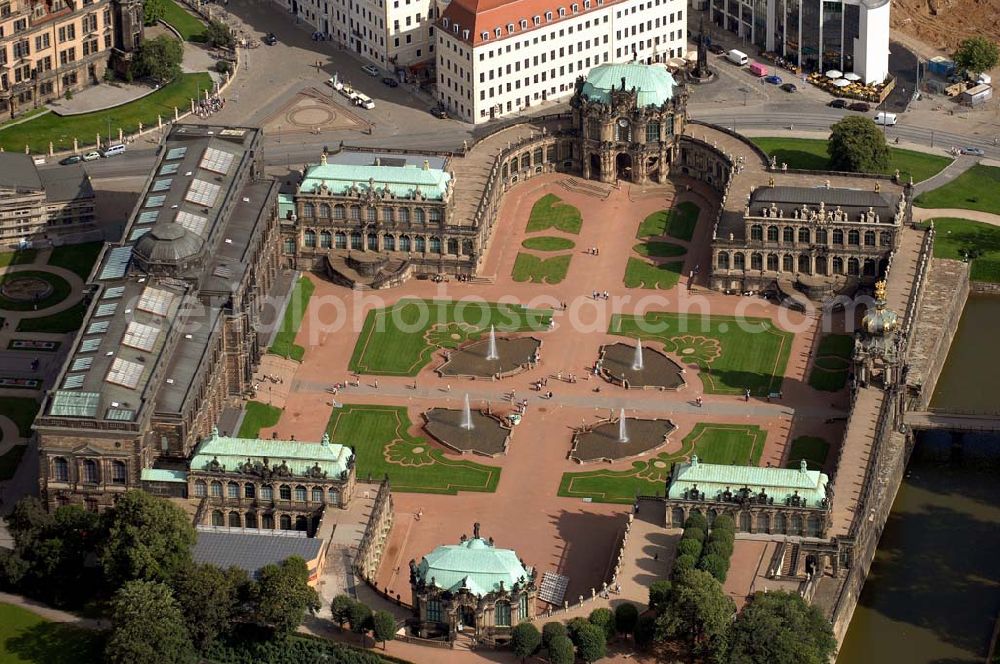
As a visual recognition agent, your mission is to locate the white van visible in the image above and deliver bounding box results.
[101,144,126,158]
[354,93,375,110]
[874,111,897,126]
[326,77,344,92]
[727,49,749,66]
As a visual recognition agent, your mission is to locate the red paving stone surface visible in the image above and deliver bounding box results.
[262,173,852,660]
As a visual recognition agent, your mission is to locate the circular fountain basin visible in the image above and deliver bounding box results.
[423,408,512,456]
[599,342,685,390]
[438,336,542,379]
[570,418,677,463]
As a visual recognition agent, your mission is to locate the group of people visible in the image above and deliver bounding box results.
[592,290,610,300]
[587,247,601,256]
[194,95,226,119]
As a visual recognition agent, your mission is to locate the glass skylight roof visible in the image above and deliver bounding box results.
[70,356,93,371]
[122,321,160,352]
[95,303,118,317]
[137,211,159,224]
[199,147,235,175]
[98,247,132,281]
[106,357,144,389]
[106,408,136,421]
[165,147,188,160]
[49,391,99,417]
[137,286,175,316]
[128,227,151,241]
[160,163,180,175]
[175,210,208,237]
[185,179,221,207]
[86,321,109,335]
[145,195,166,208]
[151,178,173,192]
[102,286,125,300]
[62,374,85,389]
[79,338,101,353]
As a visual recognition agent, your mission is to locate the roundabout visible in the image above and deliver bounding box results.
[0,270,71,312]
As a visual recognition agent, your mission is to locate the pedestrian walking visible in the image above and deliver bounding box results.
[744,387,750,402]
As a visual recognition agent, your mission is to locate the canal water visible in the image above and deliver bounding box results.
[839,294,1000,663]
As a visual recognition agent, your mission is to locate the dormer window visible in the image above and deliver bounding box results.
[545,10,553,19]
[533,15,540,24]
[453,23,459,33]
[519,18,527,28]
[481,31,489,40]
[507,22,515,33]
[495,27,502,37]
[558,7,566,16]
[571,2,579,12]
[584,0,591,7]
[463,28,470,39]
[443,17,449,28]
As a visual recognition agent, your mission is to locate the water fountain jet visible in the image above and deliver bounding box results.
[485,325,499,361]
[618,408,629,443]
[632,338,644,371]
[460,393,474,430]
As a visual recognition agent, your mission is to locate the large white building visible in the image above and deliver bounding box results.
[436,0,687,123]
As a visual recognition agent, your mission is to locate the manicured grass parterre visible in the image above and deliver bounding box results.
[0,73,213,153]
[633,241,687,258]
[558,423,766,503]
[752,137,952,183]
[16,300,87,333]
[0,249,38,268]
[512,253,571,284]
[525,194,583,234]
[349,299,552,376]
[637,201,701,241]
[623,257,684,289]
[928,217,1000,283]
[915,165,1000,214]
[162,0,208,40]
[327,404,500,494]
[0,602,104,664]
[0,271,71,311]
[610,312,793,395]
[0,445,27,480]
[808,333,853,391]
[237,401,283,438]
[521,236,576,251]
[785,436,831,471]
[269,276,315,361]
[0,397,40,437]
[47,242,103,280]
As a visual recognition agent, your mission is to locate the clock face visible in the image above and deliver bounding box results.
[617,117,629,128]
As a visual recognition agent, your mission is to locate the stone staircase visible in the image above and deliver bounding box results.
[556,177,614,199]
[780,543,801,577]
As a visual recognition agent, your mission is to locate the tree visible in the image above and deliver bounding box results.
[547,634,576,664]
[697,553,729,583]
[511,622,542,661]
[6,497,55,547]
[172,563,248,649]
[648,580,672,613]
[672,554,697,576]
[331,595,356,627]
[105,581,195,664]
[566,616,590,642]
[727,591,836,664]
[99,490,195,588]
[588,607,616,642]
[204,20,235,49]
[634,614,657,649]
[346,598,373,639]
[614,603,639,636]
[680,527,705,544]
[953,37,1000,75]
[657,569,735,660]
[542,621,568,650]
[574,623,607,663]
[250,556,321,640]
[143,0,165,26]
[676,537,704,559]
[135,36,184,83]
[703,539,733,559]
[711,514,735,532]
[827,116,890,174]
[684,513,707,531]
[371,610,397,650]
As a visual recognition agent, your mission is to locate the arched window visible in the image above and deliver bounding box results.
[328,488,340,505]
[775,512,787,533]
[645,121,660,143]
[733,252,745,270]
[767,225,779,242]
[798,227,810,243]
[333,204,345,220]
[798,254,811,273]
[462,240,474,255]
[283,238,295,254]
[519,594,529,620]
[212,510,224,526]
[429,208,442,223]
[384,235,396,251]
[739,511,751,532]
[533,147,543,163]
[111,460,126,484]
[848,257,860,275]
[294,485,307,501]
[319,204,331,218]
[367,233,379,250]
[311,487,323,503]
[228,511,241,527]
[280,485,291,501]
[783,227,794,243]
[53,457,69,481]
[617,123,631,142]
[262,514,275,529]
[717,252,730,269]
[880,231,892,246]
[366,207,377,222]
[415,236,426,252]
[244,483,255,499]
[82,459,99,484]
[382,206,395,222]
[750,225,763,242]
[350,231,362,249]
[414,208,426,224]
[427,599,443,622]
[815,228,828,245]
[783,254,794,272]
[767,253,779,271]
[758,512,771,533]
[302,203,315,218]
[303,229,316,248]
[335,231,347,249]
[398,208,410,223]
[833,229,844,245]
[279,514,292,530]
[261,484,273,500]
[349,206,361,221]
[245,511,258,528]
[832,256,844,274]
[864,231,876,246]
[848,229,860,245]
[429,236,442,253]
[750,253,763,270]
[194,480,207,497]
[227,482,239,498]
[495,601,512,627]
[521,153,531,169]
[447,238,459,255]
[320,231,332,248]
[501,163,509,179]
[863,259,877,276]
[211,481,222,497]
[295,516,308,531]
[791,514,804,534]
[399,235,411,252]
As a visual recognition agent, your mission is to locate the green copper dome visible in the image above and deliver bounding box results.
[416,536,532,597]
[581,63,677,108]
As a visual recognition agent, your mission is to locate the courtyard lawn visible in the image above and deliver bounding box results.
[16,300,87,333]
[0,271,72,312]
[0,73,213,153]
[0,602,104,664]
[785,436,831,471]
[623,258,684,290]
[928,217,1000,283]
[47,242,103,280]
[558,423,766,503]
[609,312,793,395]
[237,401,283,438]
[633,241,687,258]
[269,276,315,361]
[521,236,576,251]
[0,249,38,268]
[511,253,571,284]
[636,201,701,242]
[326,404,500,494]
[162,0,208,40]
[0,445,26,480]
[808,333,853,392]
[0,397,40,437]
[752,137,952,183]
[349,299,553,376]
[915,165,1000,214]
[525,194,583,234]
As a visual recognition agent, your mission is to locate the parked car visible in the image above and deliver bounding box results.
[82,151,101,161]
[764,75,782,85]
[381,76,399,87]
[708,43,726,55]
[848,101,871,112]
[874,111,897,126]
[960,146,986,156]
[780,83,797,93]
[59,155,82,165]
[362,64,380,77]
[430,106,448,118]
[263,32,277,45]
[828,98,847,108]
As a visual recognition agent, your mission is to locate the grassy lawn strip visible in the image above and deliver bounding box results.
[512,253,571,284]
[269,276,315,361]
[237,401,282,438]
[808,333,853,391]
[525,194,583,234]
[0,397,40,437]
[0,445,26,480]
[633,241,686,258]
[928,217,1000,283]
[752,137,952,183]
[637,201,701,242]
[162,0,208,40]
[16,301,87,333]
[521,236,576,251]
[785,436,831,470]
[0,271,71,311]
[558,423,766,503]
[327,404,500,494]
[0,73,213,153]
[0,249,38,268]
[623,258,683,290]
[0,602,104,664]
[349,299,552,376]
[610,312,792,395]
[47,242,103,280]
[915,165,1000,214]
